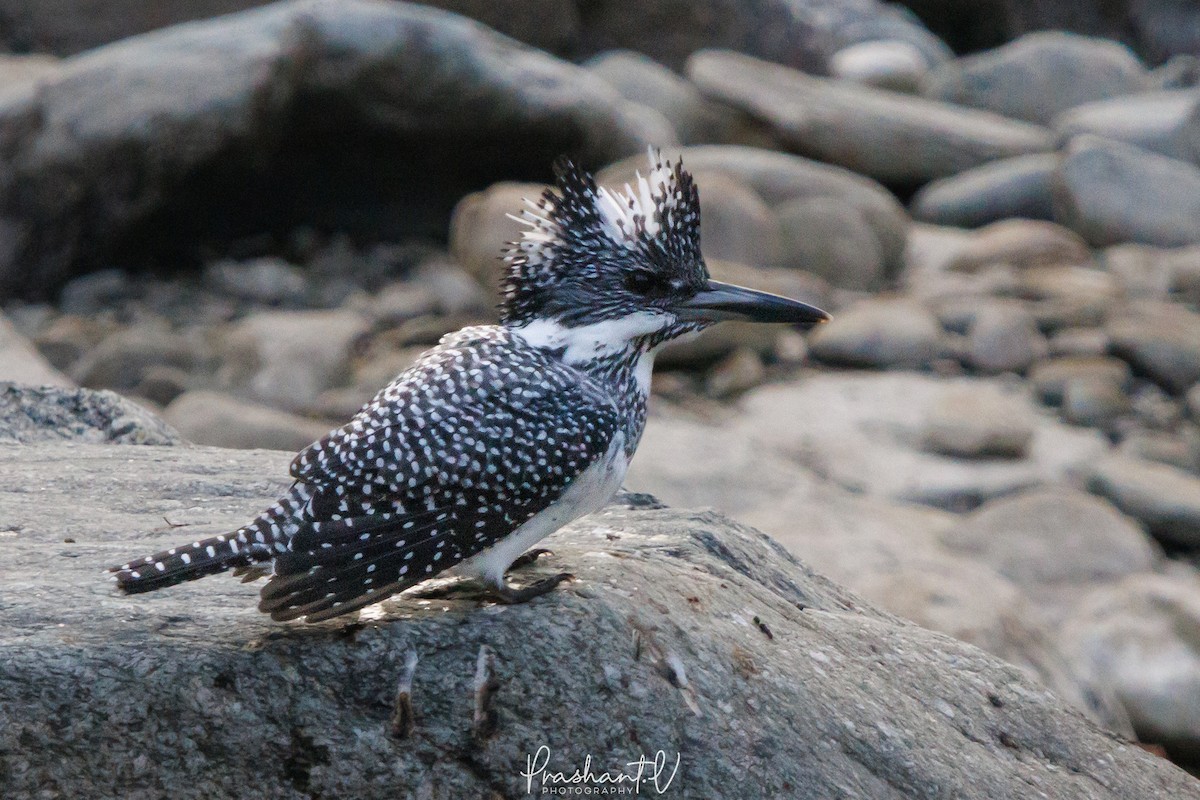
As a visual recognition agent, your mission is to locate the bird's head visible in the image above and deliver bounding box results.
[500,151,829,356]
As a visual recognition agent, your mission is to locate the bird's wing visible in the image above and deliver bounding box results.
[260,327,622,621]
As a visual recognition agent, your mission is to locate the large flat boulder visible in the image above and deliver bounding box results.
[2,441,1196,798]
[0,0,668,299]
[688,50,1054,185]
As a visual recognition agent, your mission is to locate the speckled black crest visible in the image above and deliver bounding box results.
[501,153,708,326]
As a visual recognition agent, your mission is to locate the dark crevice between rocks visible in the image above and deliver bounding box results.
[18,98,597,302]
[100,98,581,288]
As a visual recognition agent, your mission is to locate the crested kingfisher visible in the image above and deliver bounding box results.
[110,151,830,622]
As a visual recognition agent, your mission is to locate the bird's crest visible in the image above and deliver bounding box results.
[500,149,704,326]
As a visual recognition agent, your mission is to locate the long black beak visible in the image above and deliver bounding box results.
[676,280,831,328]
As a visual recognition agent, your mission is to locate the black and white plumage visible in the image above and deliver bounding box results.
[110,151,829,622]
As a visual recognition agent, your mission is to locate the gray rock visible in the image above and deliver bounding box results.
[133,365,193,408]
[1030,356,1132,405]
[1103,244,1180,300]
[922,384,1035,458]
[1062,571,1200,757]
[584,50,741,145]
[203,256,310,306]
[965,305,1046,374]
[571,0,950,74]
[1054,90,1200,165]
[916,0,1200,70]
[1120,430,1200,474]
[944,487,1159,600]
[1151,54,1200,91]
[691,172,782,267]
[1129,384,1185,432]
[411,257,491,317]
[703,348,766,398]
[898,223,975,296]
[775,197,885,289]
[1047,328,1110,358]
[0,384,180,445]
[215,309,369,413]
[1011,265,1120,330]
[449,181,546,304]
[921,32,1149,126]
[1054,136,1200,248]
[1084,455,1200,548]
[57,269,136,316]
[736,371,1107,510]
[1108,302,1200,394]
[809,298,943,369]
[598,145,911,273]
[628,402,1129,728]
[0,0,663,299]
[1190,384,1200,421]
[688,50,1054,185]
[911,153,1059,227]
[828,40,929,92]
[948,219,1091,273]
[30,314,114,373]
[5,442,1190,799]
[0,312,72,388]
[1062,377,1132,429]
[70,322,206,393]
[163,390,334,452]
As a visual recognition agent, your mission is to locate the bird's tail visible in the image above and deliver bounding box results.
[109,484,311,594]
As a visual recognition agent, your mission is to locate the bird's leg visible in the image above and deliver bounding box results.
[507,548,553,571]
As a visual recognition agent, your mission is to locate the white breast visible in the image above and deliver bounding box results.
[455,433,628,586]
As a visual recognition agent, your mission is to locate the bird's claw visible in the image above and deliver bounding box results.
[507,548,554,572]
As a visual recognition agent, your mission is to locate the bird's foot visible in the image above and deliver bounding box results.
[507,548,553,572]
[489,573,574,604]
[413,572,574,604]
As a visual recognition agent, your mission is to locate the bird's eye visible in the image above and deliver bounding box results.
[625,270,670,298]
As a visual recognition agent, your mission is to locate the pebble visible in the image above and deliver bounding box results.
[808,298,943,369]
[695,171,782,267]
[948,219,1091,273]
[704,348,766,398]
[1084,455,1200,548]
[1061,571,1200,752]
[965,305,1045,374]
[775,197,885,289]
[1108,302,1200,394]
[1053,89,1200,164]
[1056,135,1200,248]
[215,309,369,413]
[1029,356,1132,405]
[688,50,1054,185]
[163,390,335,452]
[943,486,1158,594]
[921,31,1149,125]
[203,256,309,306]
[922,384,1035,458]
[1062,377,1131,429]
[828,40,929,93]
[910,153,1058,228]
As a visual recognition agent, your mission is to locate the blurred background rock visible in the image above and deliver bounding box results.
[1,0,1200,775]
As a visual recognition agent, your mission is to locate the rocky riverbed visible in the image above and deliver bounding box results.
[2,0,1200,795]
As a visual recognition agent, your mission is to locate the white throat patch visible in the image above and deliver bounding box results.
[513,313,670,395]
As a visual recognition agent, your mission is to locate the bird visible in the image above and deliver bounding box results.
[109,151,830,623]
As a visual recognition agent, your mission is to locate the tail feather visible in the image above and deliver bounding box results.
[259,518,464,622]
[109,532,264,593]
[109,484,312,595]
